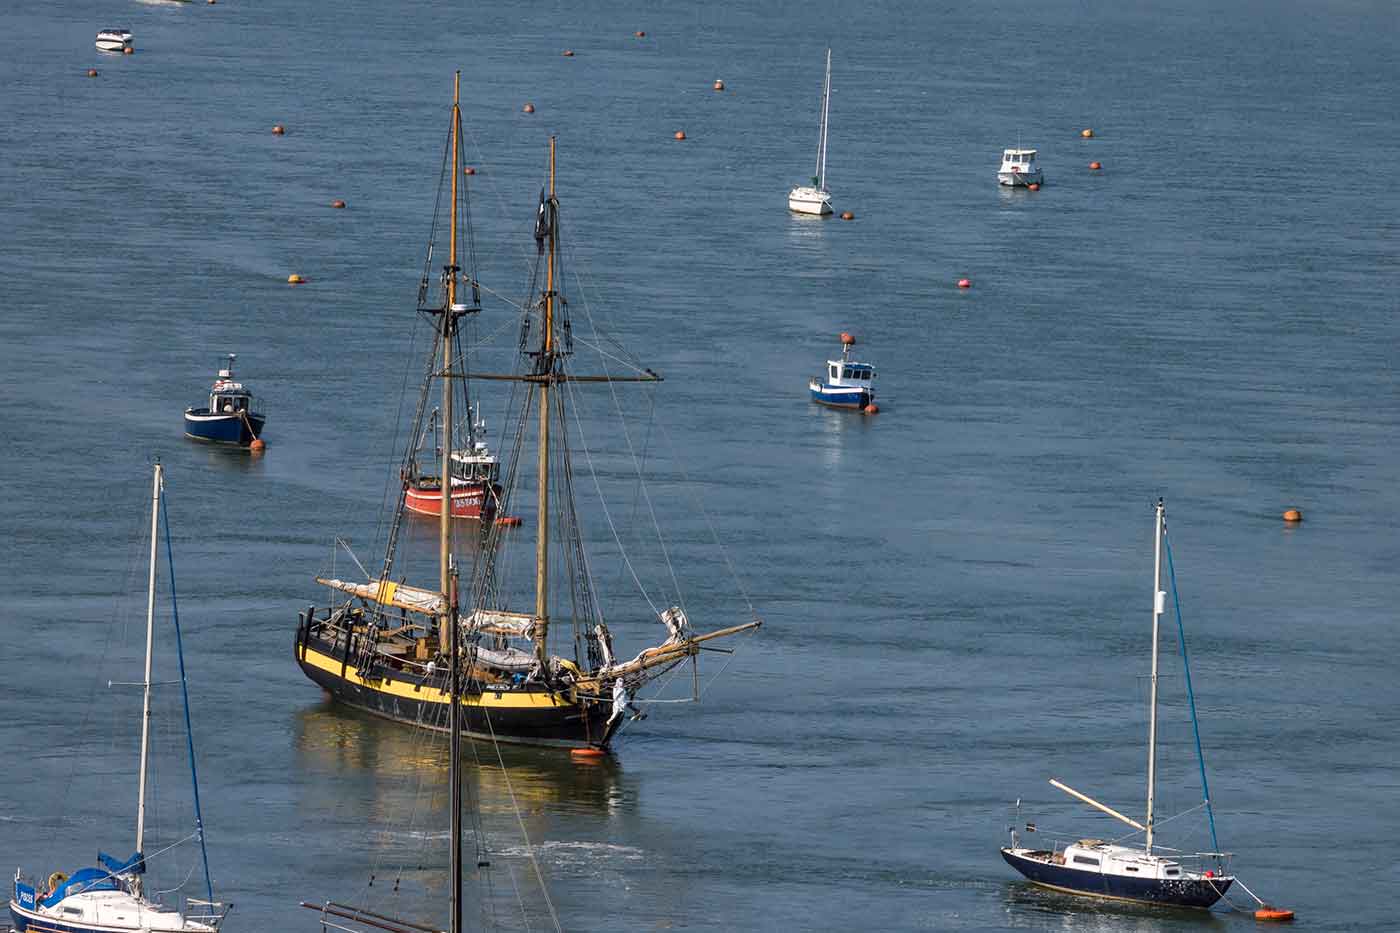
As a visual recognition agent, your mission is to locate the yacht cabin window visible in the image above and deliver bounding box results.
[843,367,853,379]
[830,365,838,380]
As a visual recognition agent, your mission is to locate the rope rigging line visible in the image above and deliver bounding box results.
[1163,528,1221,853]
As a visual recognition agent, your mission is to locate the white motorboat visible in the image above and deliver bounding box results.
[998,147,1043,187]
[96,29,133,52]
[788,49,833,215]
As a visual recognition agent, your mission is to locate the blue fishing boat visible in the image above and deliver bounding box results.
[183,354,266,446]
[809,332,876,410]
[9,465,230,933]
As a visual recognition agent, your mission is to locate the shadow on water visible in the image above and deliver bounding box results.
[999,881,1233,930]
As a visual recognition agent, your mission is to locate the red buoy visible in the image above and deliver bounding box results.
[840,211,855,220]
[249,438,267,453]
[1027,182,1040,191]
[1089,161,1102,170]
[634,30,646,38]
[562,49,575,57]
[272,124,286,135]
[522,102,535,113]
[463,166,476,175]
[123,46,134,55]
[87,68,98,77]
[957,278,972,288]
[840,332,855,346]
[1254,907,1295,922]
[331,199,346,209]
[713,79,725,91]
[863,403,879,415]
[674,130,686,140]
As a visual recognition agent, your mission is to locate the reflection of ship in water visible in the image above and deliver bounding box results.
[292,702,624,817]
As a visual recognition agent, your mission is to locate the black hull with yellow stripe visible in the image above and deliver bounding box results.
[294,615,616,750]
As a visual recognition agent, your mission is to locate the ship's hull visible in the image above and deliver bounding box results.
[294,623,614,749]
[404,480,499,520]
[809,382,872,409]
[1000,849,1230,909]
[183,410,265,446]
[998,169,1045,187]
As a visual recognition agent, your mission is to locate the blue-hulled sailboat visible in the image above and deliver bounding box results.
[183,354,266,446]
[9,464,229,933]
[809,332,876,410]
[1001,499,1235,910]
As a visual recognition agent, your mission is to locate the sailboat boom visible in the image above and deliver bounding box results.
[1049,778,1147,832]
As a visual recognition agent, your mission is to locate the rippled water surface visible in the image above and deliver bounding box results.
[2,1,1397,930]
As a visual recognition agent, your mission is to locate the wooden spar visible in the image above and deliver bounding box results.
[438,72,460,652]
[467,372,662,383]
[446,72,463,933]
[299,901,444,933]
[534,136,556,667]
[135,462,161,884]
[1049,778,1147,832]
[574,620,761,689]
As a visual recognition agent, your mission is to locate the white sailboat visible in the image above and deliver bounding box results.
[9,464,229,933]
[1001,499,1234,909]
[788,48,833,216]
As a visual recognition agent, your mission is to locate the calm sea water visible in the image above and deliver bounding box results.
[2,1,1397,931]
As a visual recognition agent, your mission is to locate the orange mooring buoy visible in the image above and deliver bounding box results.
[571,747,607,760]
[864,403,879,415]
[87,68,98,77]
[249,438,267,453]
[562,49,574,57]
[522,102,535,113]
[331,199,346,209]
[123,46,134,55]
[1081,128,1094,138]
[1089,161,1102,170]
[1283,509,1302,523]
[713,79,725,91]
[634,30,646,38]
[674,130,686,140]
[1254,907,1295,922]
[1028,182,1040,191]
[840,211,855,220]
[957,278,972,288]
[287,274,305,285]
[272,124,285,135]
[463,166,476,175]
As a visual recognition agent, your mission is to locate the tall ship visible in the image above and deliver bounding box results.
[294,77,760,752]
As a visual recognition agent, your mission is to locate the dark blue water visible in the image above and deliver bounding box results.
[2,1,1397,930]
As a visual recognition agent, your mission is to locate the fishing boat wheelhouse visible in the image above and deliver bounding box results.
[403,407,503,521]
[183,354,266,446]
[809,333,876,409]
[998,147,1044,187]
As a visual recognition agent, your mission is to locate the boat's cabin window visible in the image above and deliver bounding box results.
[1125,866,1139,872]
[216,394,248,413]
[842,367,854,379]
[1165,867,1180,876]
[1071,855,1100,867]
[829,364,839,380]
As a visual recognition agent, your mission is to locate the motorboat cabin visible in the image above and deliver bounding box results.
[96,29,133,52]
[809,334,876,410]
[183,354,267,446]
[998,148,1044,187]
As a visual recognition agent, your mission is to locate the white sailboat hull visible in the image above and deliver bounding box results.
[788,186,832,215]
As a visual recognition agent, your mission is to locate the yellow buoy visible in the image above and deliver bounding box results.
[287,274,305,285]
[1081,128,1094,138]
[1282,509,1302,523]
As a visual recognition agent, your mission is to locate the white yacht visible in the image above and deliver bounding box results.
[997,148,1043,187]
[96,29,133,52]
[788,49,833,215]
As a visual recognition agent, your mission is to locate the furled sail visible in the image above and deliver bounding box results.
[316,577,446,616]
[466,608,537,639]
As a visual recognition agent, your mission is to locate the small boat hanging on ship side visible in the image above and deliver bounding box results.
[1001,499,1235,910]
[9,464,229,933]
[810,332,876,410]
[183,354,266,447]
[293,75,761,752]
[788,48,834,216]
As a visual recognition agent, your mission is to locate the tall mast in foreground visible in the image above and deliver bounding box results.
[1145,498,1165,854]
[534,137,557,666]
[135,461,161,887]
[445,71,464,933]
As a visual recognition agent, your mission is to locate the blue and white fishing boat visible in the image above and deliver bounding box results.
[183,354,266,446]
[9,465,230,933]
[809,333,876,410]
[1001,499,1235,910]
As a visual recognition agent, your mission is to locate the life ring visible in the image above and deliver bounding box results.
[47,871,68,892]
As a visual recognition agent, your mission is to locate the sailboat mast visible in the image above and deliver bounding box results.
[534,138,557,666]
[135,462,160,868]
[1145,498,1165,854]
[817,48,831,190]
[439,72,461,649]
[448,565,461,933]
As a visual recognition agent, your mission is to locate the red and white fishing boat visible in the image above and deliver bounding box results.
[403,408,505,521]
